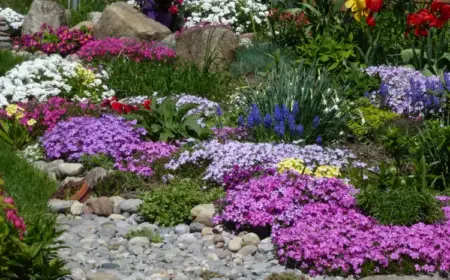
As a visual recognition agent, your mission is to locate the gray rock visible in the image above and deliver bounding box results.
[22,0,66,34]
[32,160,48,172]
[190,204,215,227]
[189,222,206,233]
[174,224,190,235]
[242,233,260,246]
[49,199,73,212]
[60,176,84,188]
[212,234,225,244]
[87,197,114,216]
[201,227,214,236]
[258,242,274,253]
[70,268,86,280]
[128,237,150,247]
[251,262,272,275]
[228,237,243,252]
[100,263,120,270]
[237,245,257,256]
[70,201,85,215]
[58,162,84,176]
[86,272,121,280]
[120,199,143,213]
[85,167,108,189]
[177,233,197,245]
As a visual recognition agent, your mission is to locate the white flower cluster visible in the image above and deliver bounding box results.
[0,7,24,30]
[17,143,45,163]
[0,55,114,107]
[184,0,268,33]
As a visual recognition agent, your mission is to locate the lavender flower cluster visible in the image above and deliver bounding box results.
[215,168,450,276]
[41,115,176,176]
[165,139,362,183]
[365,66,447,116]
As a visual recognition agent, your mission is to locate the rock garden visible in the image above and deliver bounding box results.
[2,0,450,279]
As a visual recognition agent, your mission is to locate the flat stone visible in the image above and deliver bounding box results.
[58,162,84,176]
[49,199,73,212]
[228,237,243,252]
[189,222,206,233]
[109,214,126,220]
[120,199,142,213]
[242,232,260,246]
[177,233,197,245]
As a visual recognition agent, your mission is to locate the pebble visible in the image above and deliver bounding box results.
[201,227,214,236]
[242,232,260,246]
[229,237,243,252]
[120,199,143,213]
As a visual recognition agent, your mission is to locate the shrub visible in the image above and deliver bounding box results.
[101,58,235,102]
[93,171,150,197]
[347,99,399,142]
[14,24,94,56]
[239,62,350,144]
[125,228,163,243]
[139,178,224,226]
[0,55,114,107]
[331,69,381,100]
[77,37,176,62]
[0,50,26,77]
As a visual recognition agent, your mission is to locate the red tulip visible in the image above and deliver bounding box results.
[366,13,376,27]
[144,99,152,110]
[365,0,383,13]
[169,5,179,14]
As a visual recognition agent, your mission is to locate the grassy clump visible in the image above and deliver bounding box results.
[199,270,224,280]
[265,272,310,280]
[139,178,224,227]
[0,50,26,77]
[103,58,236,102]
[125,228,163,243]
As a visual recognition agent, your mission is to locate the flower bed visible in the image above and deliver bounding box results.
[77,37,176,62]
[0,55,114,106]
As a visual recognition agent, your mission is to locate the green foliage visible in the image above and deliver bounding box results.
[265,272,309,280]
[79,153,114,170]
[125,228,163,243]
[0,119,31,151]
[296,33,357,72]
[242,61,350,144]
[351,162,444,226]
[332,69,381,100]
[230,42,292,78]
[126,98,212,142]
[0,51,26,77]
[347,99,399,142]
[103,58,235,102]
[93,171,150,197]
[139,178,224,227]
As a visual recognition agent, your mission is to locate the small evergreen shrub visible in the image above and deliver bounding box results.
[125,228,163,243]
[93,171,150,197]
[139,179,224,227]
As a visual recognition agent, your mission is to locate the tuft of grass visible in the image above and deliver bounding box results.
[101,58,237,103]
[265,272,310,280]
[125,228,163,243]
[0,50,26,77]
[199,270,224,280]
[0,140,57,221]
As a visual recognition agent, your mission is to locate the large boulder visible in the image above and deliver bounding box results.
[93,2,171,41]
[190,203,215,227]
[175,26,238,72]
[22,0,66,34]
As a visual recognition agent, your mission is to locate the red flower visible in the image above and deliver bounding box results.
[111,101,124,114]
[365,0,383,13]
[406,9,437,36]
[169,5,179,14]
[430,0,450,28]
[144,99,152,110]
[366,13,376,27]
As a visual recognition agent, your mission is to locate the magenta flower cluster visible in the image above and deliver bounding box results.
[14,24,94,56]
[215,169,450,276]
[40,115,177,176]
[77,37,176,62]
[2,196,26,239]
[18,97,99,132]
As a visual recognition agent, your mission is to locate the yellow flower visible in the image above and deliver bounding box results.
[75,65,96,85]
[27,119,37,126]
[277,158,313,175]
[5,104,18,117]
[345,0,369,21]
[314,165,341,178]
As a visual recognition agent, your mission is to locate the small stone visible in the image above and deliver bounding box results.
[190,204,215,227]
[258,242,274,253]
[86,272,120,280]
[251,262,272,275]
[201,227,214,236]
[71,268,86,280]
[212,234,225,244]
[189,222,206,233]
[87,197,114,216]
[70,201,85,215]
[128,237,150,247]
[207,253,219,261]
[237,245,257,256]
[177,233,197,245]
[213,224,224,234]
[58,162,84,176]
[120,199,142,213]
[233,257,243,266]
[109,214,126,220]
[215,241,224,248]
[242,232,260,246]
[49,199,73,212]
[100,263,120,270]
[174,224,190,235]
[228,237,243,252]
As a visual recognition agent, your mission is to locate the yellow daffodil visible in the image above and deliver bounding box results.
[314,165,341,178]
[27,119,37,126]
[345,0,369,21]
[277,158,313,175]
